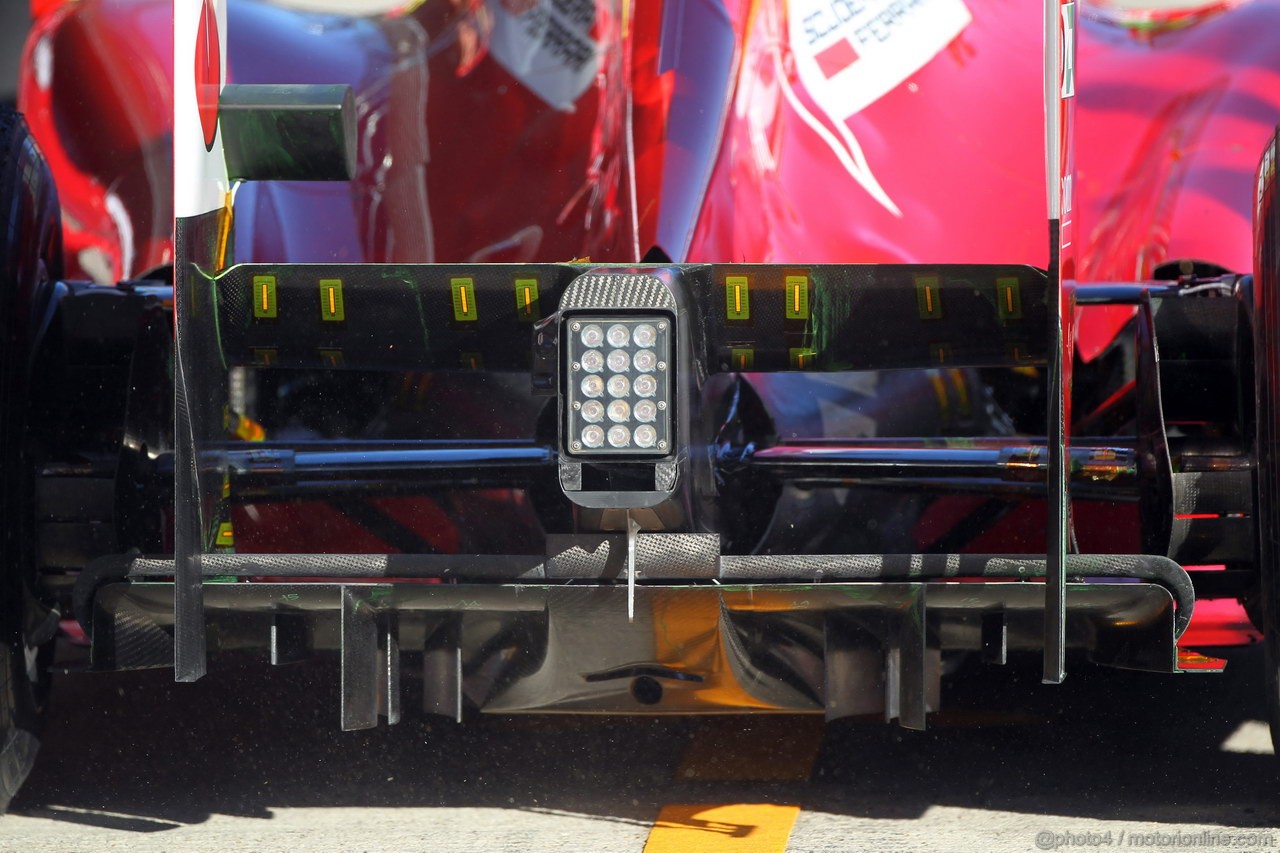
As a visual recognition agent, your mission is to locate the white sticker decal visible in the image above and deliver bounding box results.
[488,0,602,112]
[788,0,972,121]
[174,0,229,218]
[1061,1,1076,99]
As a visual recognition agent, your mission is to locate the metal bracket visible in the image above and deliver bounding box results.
[340,586,400,730]
[270,611,310,666]
[885,585,931,730]
[423,619,463,723]
[981,609,1008,665]
[1136,293,1175,558]
[823,621,886,721]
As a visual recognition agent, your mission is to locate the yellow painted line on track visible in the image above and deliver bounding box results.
[644,803,800,853]
[676,716,826,782]
[644,719,819,849]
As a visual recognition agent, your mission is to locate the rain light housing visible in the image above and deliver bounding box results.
[565,316,671,457]
[534,270,689,515]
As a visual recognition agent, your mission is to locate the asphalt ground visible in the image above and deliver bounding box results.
[2,643,1277,852]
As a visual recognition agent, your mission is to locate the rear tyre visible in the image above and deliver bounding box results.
[0,107,63,812]
[1251,128,1280,756]
[0,643,45,810]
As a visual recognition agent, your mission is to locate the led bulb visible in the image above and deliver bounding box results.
[581,375,604,398]
[607,400,630,423]
[580,324,604,348]
[634,399,657,423]
[607,375,630,398]
[634,425,657,448]
[632,324,657,348]
[607,425,631,447]
[633,350,656,372]
[581,400,605,423]
[633,374,657,398]
[607,349,630,373]
[581,425,605,448]
[581,349,604,373]
[606,324,630,348]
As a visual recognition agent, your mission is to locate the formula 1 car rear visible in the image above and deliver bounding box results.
[4,0,1280,811]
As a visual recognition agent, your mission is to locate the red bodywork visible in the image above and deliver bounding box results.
[18,0,1275,646]
[22,0,1278,285]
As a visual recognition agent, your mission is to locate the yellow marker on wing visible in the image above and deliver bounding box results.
[514,277,540,321]
[725,275,751,321]
[788,347,817,369]
[997,276,1022,321]
[785,274,810,320]
[915,274,942,320]
[451,277,478,321]
[252,274,277,319]
[319,278,345,322]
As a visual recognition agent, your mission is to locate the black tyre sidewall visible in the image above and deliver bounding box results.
[0,108,63,812]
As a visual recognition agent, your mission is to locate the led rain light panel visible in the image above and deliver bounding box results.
[565,316,671,456]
